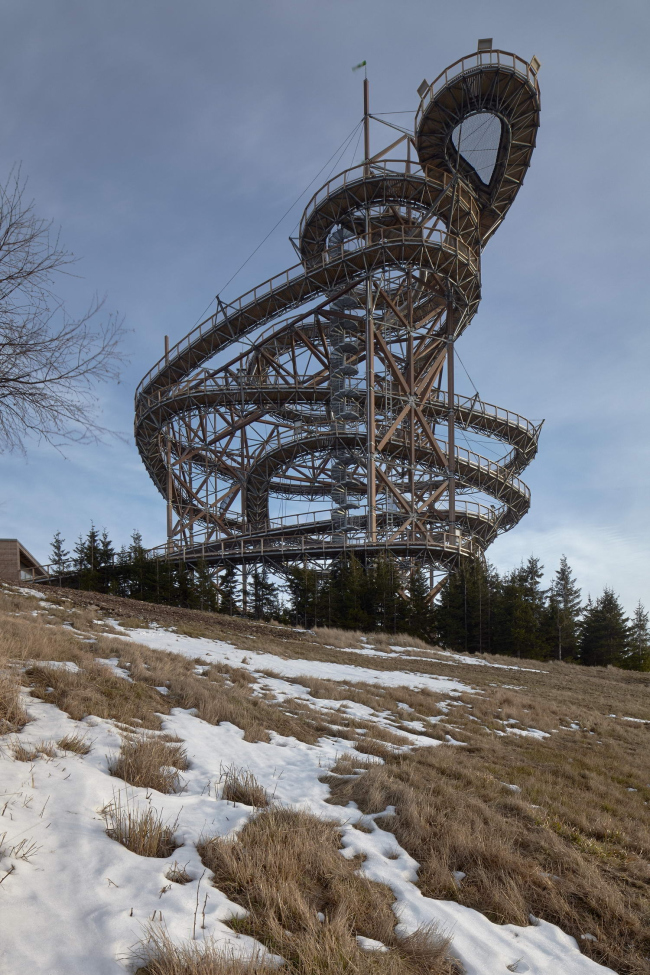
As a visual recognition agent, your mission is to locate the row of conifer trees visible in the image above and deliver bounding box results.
[49,525,650,670]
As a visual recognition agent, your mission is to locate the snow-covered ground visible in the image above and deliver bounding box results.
[0,603,618,975]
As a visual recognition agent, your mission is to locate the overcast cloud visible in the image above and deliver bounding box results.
[1,0,648,610]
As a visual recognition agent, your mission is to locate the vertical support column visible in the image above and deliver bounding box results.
[241,560,248,616]
[165,335,173,554]
[446,295,456,538]
[363,75,374,541]
[363,78,370,175]
[366,277,376,542]
[407,271,416,533]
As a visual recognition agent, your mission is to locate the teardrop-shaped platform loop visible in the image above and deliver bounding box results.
[451,112,502,186]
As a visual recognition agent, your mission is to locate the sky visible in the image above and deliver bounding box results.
[1,0,649,611]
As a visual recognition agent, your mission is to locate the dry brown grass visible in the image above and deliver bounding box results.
[324,728,650,975]
[26,657,167,730]
[103,794,180,858]
[314,627,436,655]
[0,595,329,745]
[220,766,269,807]
[0,672,28,734]
[6,584,650,973]
[57,732,92,754]
[134,925,270,975]
[329,751,384,775]
[108,735,189,794]
[10,738,57,761]
[198,807,457,975]
[165,861,193,885]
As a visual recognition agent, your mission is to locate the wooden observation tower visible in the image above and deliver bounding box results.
[135,41,543,599]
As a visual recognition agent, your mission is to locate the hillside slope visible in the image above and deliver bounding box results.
[1,584,648,975]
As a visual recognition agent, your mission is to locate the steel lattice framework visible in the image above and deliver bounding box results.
[135,45,542,597]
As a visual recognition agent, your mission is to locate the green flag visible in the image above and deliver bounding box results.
[352,60,367,72]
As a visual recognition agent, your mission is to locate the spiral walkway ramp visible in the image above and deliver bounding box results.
[135,44,542,594]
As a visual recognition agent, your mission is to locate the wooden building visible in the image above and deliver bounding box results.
[0,539,46,583]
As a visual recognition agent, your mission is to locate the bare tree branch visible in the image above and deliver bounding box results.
[0,167,128,452]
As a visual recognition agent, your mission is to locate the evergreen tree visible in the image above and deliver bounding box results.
[403,567,437,641]
[129,530,146,560]
[84,523,101,570]
[493,557,549,659]
[248,565,279,620]
[371,555,407,634]
[321,555,373,631]
[580,588,629,667]
[285,565,322,628]
[187,560,218,612]
[73,533,89,571]
[546,555,581,660]
[436,557,496,654]
[98,528,115,568]
[516,556,549,658]
[50,531,69,571]
[218,565,240,616]
[71,523,103,590]
[624,602,650,671]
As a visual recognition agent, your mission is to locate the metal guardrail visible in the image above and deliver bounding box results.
[299,158,427,237]
[135,226,477,399]
[415,49,540,130]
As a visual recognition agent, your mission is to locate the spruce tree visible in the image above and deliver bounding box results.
[98,529,115,568]
[580,588,629,667]
[624,602,650,671]
[323,555,372,631]
[129,530,146,560]
[404,567,437,642]
[436,558,496,654]
[500,557,549,659]
[218,565,240,616]
[285,565,320,628]
[50,531,69,571]
[186,560,218,612]
[72,523,102,590]
[73,533,89,571]
[248,565,279,620]
[85,523,101,571]
[371,555,406,634]
[547,555,581,660]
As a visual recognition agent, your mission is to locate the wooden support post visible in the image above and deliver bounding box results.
[446,295,456,536]
[165,335,173,554]
[363,78,370,174]
[166,431,173,553]
[408,271,416,534]
[366,277,376,542]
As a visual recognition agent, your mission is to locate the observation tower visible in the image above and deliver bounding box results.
[135,41,542,599]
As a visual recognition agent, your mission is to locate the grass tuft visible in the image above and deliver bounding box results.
[58,732,91,754]
[221,766,269,807]
[165,861,193,885]
[103,794,180,858]
[0,673,29,734]
[108,735,189,794]
[10,738,57,761]
[328,752,383,776]
[134,924,269,974]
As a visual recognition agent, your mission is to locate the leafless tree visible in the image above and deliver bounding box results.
[0,168,127,452]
